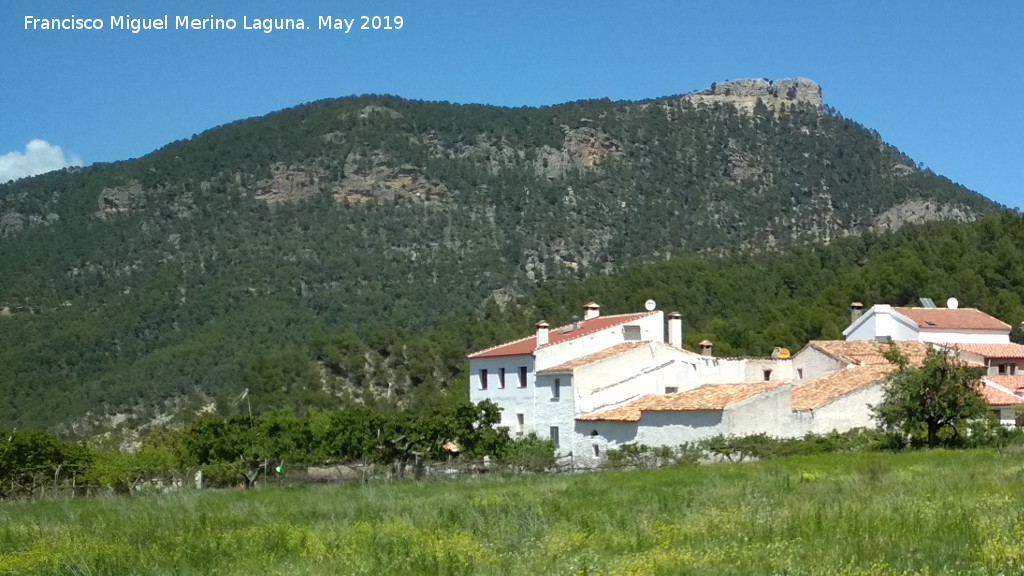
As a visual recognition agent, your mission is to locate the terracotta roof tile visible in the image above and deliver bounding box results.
[578,382,783,422]
[576,403,643,422]
[467,312,658,359]
[937,343,1024,360]
[792,365,894,411]
[536,342,651,374]
[893,307,1010,331]
[807,341,930,366]
[980,383,1024,407]
[985,375,1024,391]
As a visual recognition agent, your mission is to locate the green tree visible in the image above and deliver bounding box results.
[873,347,988,447]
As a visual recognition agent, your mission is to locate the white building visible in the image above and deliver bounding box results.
[468,303,792,465]
[468,301,1024,464]
[467,304,667,453]
[844,304,1011,344]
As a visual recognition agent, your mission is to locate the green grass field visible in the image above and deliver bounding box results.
[2,449,1024,575]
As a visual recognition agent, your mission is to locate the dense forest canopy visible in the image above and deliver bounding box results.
[0,86,1008,433]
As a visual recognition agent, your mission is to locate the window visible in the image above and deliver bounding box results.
[550,426,560,449]
[593,444,600,457]
[622,325,642,341]
[999,364,1008,375]
[763,369,772,382]
[516,413,525,435]
[552,378,560,399]
[999,363,1016,375]
[498,368,506,389]
[664,386,678,394]
[518,366,528,388]
[479,369,488,390]
[797,368,804,380]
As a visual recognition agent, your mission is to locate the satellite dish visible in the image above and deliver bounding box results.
[644,299,656,311]
[946,297,959,310]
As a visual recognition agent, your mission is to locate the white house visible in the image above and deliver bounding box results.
[844,304,1011,344]
[467,304,666,452]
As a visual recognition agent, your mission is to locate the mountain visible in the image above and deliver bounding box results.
[0,78,1002,432]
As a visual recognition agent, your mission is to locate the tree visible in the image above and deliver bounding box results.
[873,347,988,447]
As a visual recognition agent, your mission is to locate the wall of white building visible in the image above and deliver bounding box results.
[634,411,724,447]
[721,385,793,438]
[532,373,577,454]
[468,355,536,435]
[792,347,847,382]
[844,305,920,342]
[571,420,639,468]
[993,407,1018,428]
[742,358,794,383]
[790,384,883,436]
[916,330,1010,345]
[573,344,700,415]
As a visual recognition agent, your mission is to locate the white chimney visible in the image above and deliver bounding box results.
[583,302,601,321]
[535,320,550,347]
[668,311,683,349]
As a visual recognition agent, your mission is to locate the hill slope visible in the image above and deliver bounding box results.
[0,79,1001,431]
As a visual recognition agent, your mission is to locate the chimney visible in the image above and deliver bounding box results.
[667,312,683,349]
[535,320,550,347]
[583,302,601,321]
[699,339,713,357]
[850,302,864,324]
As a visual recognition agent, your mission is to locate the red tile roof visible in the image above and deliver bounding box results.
[807,341,930,366]
[577,382,783,422]
[792,365,894,411]
[937,343,1024,360]
[984,376,1024,393]
[893,307,1010,331]
[467,312,658,359]
[980,383,1024,407]
[536,342,651,374]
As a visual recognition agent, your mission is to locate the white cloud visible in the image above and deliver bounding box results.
[0,139,83,183]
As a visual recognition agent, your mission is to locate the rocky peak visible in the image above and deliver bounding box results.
[683,78,823,113]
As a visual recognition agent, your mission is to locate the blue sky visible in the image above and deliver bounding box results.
[2,1,1021,208]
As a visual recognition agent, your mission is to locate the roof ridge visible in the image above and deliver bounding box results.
[467,310,659,358]
[466,332,536,358]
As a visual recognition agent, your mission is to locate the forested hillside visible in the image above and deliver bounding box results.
[0,79,1004,432]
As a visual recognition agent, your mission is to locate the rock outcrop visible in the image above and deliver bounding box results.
[872,200,977,232]
[534,127,624,179]
[683,78,823,113]
[334,151,447,203]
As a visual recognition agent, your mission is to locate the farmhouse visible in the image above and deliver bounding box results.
[468,301,1024,465]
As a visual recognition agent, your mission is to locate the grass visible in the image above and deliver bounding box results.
[2,449,1024,575]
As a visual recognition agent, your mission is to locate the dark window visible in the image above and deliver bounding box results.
[623,325,642,341]
[479,369,488,390]
[797,368,804,379]
[552,378,560,399]
[763,369,772,381]
[593,444,600,457]
[550,426,560,449]
[518,366,528,388]
[499,368,506,389]
[665,386,678,394]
